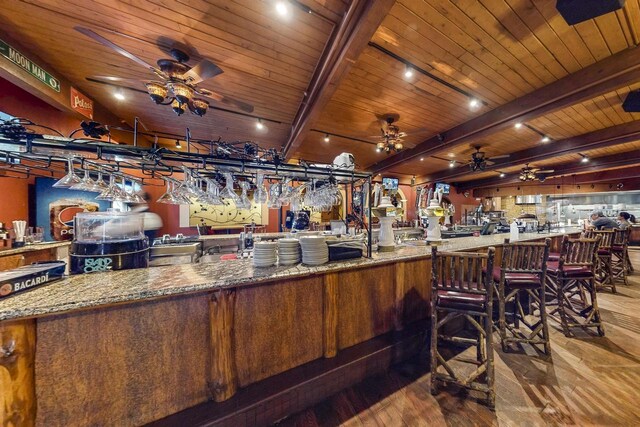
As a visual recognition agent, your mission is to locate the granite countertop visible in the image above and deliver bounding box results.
[0,228,582,322]
[0,241,70,257]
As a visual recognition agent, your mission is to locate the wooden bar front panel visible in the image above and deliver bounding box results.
[35,294,210,426]
[233,276,324,387]
[336,264,395,350]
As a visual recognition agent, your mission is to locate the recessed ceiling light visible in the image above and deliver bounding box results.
[404,66,413,79]
[514,122,522,129]
[499,172,505,178]
[175,140,182,149]
[581,156,589,163]
[469,98,480,110]
[323,134,330,143]
[449,160,455,168]
[541,136,550,143]
[275,1,289,16]
[256,119,264,130]
[114,92,125,101]
[420,157,424,161]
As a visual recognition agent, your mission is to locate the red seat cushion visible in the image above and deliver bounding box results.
[612,245,624,252]
[597,249,611,256]
[546,261,593,278]
[548,252,560,261]
[437,289,485,311]
[484,267,541,289]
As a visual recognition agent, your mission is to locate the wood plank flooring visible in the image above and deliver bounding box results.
[278,251,640,426]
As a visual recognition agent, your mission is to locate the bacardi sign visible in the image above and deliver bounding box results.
[70,86,94,119]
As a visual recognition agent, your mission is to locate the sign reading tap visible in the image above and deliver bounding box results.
[0,37,61,92]
[70,86,94,119]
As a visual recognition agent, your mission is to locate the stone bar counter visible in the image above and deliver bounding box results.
[0,229,581,426]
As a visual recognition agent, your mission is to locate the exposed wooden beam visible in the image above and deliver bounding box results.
[457,151,640,190]
[368,43,640,174]
[423,120,640,183]
[282,0,396,158]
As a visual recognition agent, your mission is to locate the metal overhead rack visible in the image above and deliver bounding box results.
[0,118,373,256]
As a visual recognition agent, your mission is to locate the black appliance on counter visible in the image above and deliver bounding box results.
[69,211,149,274]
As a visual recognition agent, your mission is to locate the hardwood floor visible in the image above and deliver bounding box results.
[277,251,640,426]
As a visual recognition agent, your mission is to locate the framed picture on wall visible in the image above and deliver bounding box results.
[35,177,111,242]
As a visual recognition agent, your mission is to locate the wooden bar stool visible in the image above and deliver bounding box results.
[612,228,630,286]
[584,230,616,293]
[430,246,496,408]
[492,239,551,356]
[546,236,605,337]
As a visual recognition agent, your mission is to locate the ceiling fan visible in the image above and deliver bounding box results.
[75,27,254,117]
[466,146,509,171]
[519,164,555,182]
[370,113,428,154]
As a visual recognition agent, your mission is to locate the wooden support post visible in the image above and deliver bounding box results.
[0,319,36,427]
[208,289,237,402]
[394,262,406,331]
[323,273,339,358]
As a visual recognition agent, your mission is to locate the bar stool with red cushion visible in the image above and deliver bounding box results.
[546,235,604,337]
[583,229,616,293]
[612,228,630,286]
[430,246,496,408]
[493,239,551,356]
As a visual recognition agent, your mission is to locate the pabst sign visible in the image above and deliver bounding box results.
[70,87,93,119]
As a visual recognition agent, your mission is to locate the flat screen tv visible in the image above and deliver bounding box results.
[435,182,450,195]
[382,177,399,190]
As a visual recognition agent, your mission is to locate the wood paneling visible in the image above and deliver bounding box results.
[234,277,324,387]
[35,293,211,426]
[0,0,347,149]
[336,264,395,350]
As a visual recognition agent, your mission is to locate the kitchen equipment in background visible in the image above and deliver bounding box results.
[149,241,201,266]
[69,211,149,274]
[291,211,310,231]
[515,195,543,205]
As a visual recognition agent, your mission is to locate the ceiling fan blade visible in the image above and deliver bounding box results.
[197,88,254,113]
[537,169,555,173]
[75,26,156,71]
[183,59,223,84]
[490,154,510,159]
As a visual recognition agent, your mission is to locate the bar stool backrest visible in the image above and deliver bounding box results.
[583,229,614,251]
[559,235,600,270]
[501,238,550,275]
[431,246,495,298]
[613,228,629,248]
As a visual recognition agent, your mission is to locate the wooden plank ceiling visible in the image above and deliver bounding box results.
[0,0,348,148]
[294,0,640,186]
[0,0,639,187]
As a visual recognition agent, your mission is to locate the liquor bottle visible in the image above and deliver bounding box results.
[0,222,8,247]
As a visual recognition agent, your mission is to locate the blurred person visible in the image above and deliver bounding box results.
[130,193,163,241]
[588,210,618,230]
[617,211,636,230]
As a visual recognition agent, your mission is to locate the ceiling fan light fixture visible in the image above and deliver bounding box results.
[394,142,403,151]
[169,82,194,104]
[189,98,209,116]
[171,98,186,116]
[376,142,385,151]
[145,82,168,104]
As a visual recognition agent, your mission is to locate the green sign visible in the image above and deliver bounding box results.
[0,38,60,92]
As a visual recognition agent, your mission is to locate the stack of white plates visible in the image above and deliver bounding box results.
[278,238,301,265]
[299,236,329,266]
[252,241,277,267]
